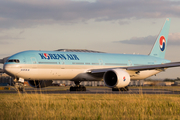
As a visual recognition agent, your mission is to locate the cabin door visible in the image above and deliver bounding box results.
[128,60,133,66]
[31,57,37,69]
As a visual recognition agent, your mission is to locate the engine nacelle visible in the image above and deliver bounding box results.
[103,69,130,88]
[28,80,53,88]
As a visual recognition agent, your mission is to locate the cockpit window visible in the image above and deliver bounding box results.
[8,59,20,63]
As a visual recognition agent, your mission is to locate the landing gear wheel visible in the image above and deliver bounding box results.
[70,86,86,91]
[79,85,86,91]
[13,78,25,92]
[124,86,129,91]
[14,83,24,92]
[70,81,86,91]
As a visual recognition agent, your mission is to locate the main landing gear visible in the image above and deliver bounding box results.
[112,86,129,91]
[14,78,24,92]
[70,81,86,91]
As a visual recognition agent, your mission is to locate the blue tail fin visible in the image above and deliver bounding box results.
[149,18,171,58]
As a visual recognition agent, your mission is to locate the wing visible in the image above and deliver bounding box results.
[87,62,180,74]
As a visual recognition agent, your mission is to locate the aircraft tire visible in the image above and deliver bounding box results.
[70,86,86,91]
[83,86,86,91]
[124,86,129,91]
[70,86,75,91]
[15,83,24,92]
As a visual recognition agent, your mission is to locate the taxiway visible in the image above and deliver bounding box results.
[0,86,180,94]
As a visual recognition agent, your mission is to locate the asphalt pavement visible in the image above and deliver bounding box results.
[0,86,180,94]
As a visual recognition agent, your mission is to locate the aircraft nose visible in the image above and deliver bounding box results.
[3,64,11,74]
[3,64,20,76]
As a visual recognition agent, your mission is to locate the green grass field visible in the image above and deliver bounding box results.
[0,93,180,120]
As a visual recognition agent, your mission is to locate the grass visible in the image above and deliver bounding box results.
[0,93,180,120]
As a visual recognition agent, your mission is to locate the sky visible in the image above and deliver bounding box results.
[1,0,180,79]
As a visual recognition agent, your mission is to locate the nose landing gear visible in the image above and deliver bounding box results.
[70,81,86,91]
[14,78,25,92]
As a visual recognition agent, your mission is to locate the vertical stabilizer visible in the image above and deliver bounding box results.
[149,18,171,58]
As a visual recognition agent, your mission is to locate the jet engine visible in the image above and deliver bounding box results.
[103,69,130,88]
[28,80,53,88]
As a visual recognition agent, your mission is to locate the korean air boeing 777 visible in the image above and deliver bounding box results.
[3,18,180,91]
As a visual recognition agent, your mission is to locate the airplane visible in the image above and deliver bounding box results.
[2,18,180,91]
